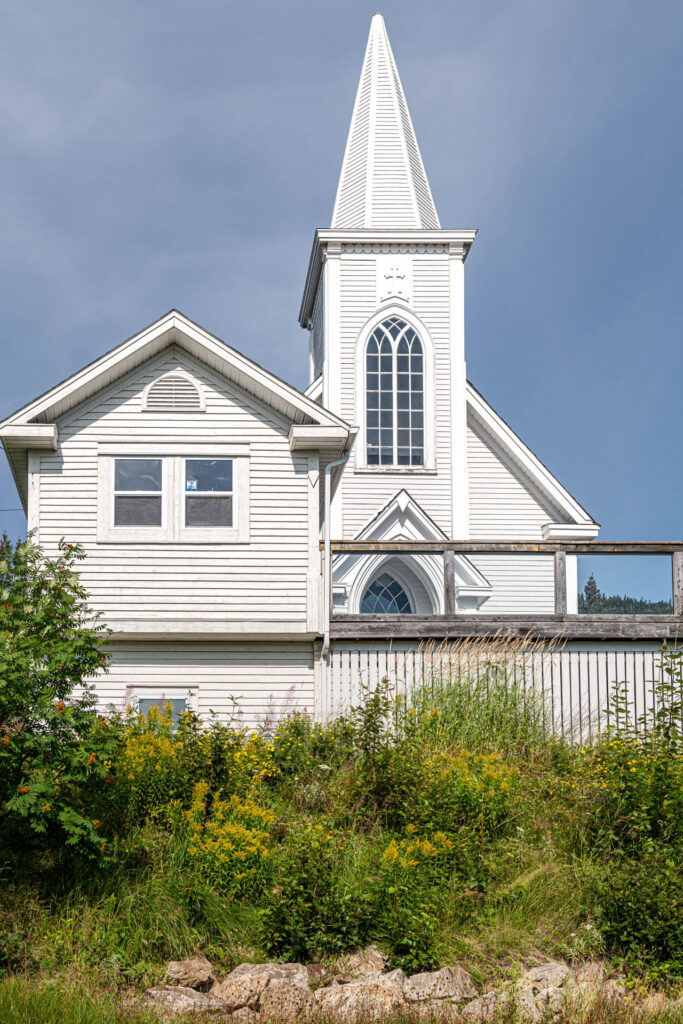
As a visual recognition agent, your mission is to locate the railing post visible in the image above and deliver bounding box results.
[554,550,567,615]
[673,551,683,616]
[443,548,456,615]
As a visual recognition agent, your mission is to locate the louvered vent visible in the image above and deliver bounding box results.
[143,373,203,412]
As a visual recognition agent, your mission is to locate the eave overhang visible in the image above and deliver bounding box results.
[289,424,356,456]
[299,229,478,327]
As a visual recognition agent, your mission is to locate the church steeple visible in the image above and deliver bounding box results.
[331,13,440,230]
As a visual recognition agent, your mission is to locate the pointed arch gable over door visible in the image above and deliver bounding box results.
[354,306,435,470]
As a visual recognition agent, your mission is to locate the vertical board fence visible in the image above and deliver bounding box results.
[328,640,675,744]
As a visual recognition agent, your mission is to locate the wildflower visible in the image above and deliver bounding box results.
[42,804,51,814]
[88,753,96,765]
[1,735,10,747]
[56,700,66,713]
[17,785,30,794]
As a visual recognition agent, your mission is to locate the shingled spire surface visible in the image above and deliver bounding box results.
[331,13,440,230]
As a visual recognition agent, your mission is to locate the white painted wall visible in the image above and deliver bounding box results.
[98,640,315,730]
[36,345,317,636]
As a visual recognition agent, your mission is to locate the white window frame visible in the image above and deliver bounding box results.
[131,687,198,716]
[97,442,250,544]
[110,456,167,533]
[179,456,238,541]
[354,306,436,472]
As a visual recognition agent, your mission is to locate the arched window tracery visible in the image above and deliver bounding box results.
[365,317,424,466]
[360,572,413,614]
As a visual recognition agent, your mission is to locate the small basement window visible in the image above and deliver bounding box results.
[183,458,233,528]
[137,695,188,723]
[143,371,204,412]
[113,458,163,527]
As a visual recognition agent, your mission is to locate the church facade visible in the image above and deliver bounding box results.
[1,16,618,724]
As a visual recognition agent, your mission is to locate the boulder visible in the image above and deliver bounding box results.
[404,967,477,1003]
[522,962,569,993]
[143,985,225,1016]
[462,989,539,1023]
[341,945,388,977]
[165,954,216,992]
[230,1010,260,1024]
[535,986,565,1019]
[212,962,310,1014]
[314,968,407,1022]
[258,971,314,1022]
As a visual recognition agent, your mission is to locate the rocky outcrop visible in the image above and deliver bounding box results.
[141,953,680,1021]
[165,954,216,992]
[143,984,225,1015]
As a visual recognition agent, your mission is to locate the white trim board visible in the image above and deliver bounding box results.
[466,382,599,531]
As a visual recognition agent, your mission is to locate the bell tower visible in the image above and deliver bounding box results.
[299,13,476,541]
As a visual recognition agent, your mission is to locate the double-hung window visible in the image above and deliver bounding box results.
[183,459,233,528]
[113,458,164,527]
[98,445,249,543]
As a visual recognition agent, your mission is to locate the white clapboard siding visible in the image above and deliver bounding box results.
[340,254,455,538]
[311,279,325,380]
[328,640,667,744]
[468,554,555,614]
[467,417,568,539]
[97,641,315,729]
[37,346,312,632]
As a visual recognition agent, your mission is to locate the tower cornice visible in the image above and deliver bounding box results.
[299,228,477,327]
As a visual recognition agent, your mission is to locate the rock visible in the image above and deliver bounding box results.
[535,986,565,1019]
[461,989,539,1023]
[229,1010,259,1024]
[522,962,569,993]
[258,972,314,1023]
[341,945,388,977]
[314,969,407,1022]
[460,992,499,1022]
[642,993,671,1013]
[404,967,478,1003]
[411,1003,463,1022]
[165,954,216,992]
[306,963,329,985]
[213,962,309,1013]
[599,978,630,1005]
[143,985,225,1016]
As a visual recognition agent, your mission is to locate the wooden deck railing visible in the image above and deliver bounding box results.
[326,540,683,640]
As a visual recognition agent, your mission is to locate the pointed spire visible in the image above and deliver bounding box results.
[331,14,440,231]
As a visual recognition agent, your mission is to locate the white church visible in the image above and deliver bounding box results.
[1,15,675,728]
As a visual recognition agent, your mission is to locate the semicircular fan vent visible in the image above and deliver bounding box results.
[143,373,204,411]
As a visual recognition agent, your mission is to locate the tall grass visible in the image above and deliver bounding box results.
[408,635,558,758]
[0,978,158,1024]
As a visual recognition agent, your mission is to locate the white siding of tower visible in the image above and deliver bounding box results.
[339,253,456,537]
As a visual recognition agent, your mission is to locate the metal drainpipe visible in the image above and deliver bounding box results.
[320,447,351,723]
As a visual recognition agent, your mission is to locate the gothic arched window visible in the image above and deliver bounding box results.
[360,573,413,614]
[365,317,424,466]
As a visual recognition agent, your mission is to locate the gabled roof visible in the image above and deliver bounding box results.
[331,14,440,230]
[353,487,449,542]
[466,381,599,531]
[0,310,352,510]
[0,310,349,432]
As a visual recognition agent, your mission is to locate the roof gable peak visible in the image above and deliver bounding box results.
[331,14,440,231]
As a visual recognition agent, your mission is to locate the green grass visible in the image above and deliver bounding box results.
[1,636,681,1011]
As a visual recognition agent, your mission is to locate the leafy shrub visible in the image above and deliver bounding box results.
[395,746,522,837]
[593,843,683,968]
[171,782,275,898]
[0,537,114,863]
[261,822,376,961]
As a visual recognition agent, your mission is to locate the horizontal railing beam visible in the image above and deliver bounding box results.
[326,540,683,555]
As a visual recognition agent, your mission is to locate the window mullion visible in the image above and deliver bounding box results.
[392,342,398,465]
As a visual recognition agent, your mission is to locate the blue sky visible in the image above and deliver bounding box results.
[1,0,681,600]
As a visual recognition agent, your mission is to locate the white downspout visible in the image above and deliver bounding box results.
[320,447,352,723]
